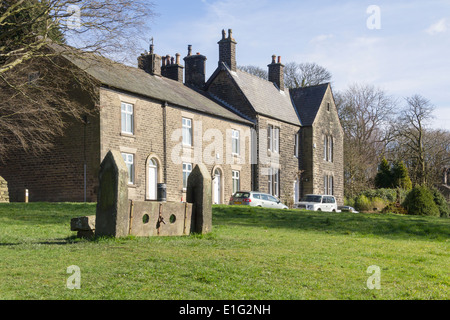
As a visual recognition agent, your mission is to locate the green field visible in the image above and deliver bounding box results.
[0,202,449,300]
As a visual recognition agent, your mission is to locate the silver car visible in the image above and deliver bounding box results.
[229,191,288,209]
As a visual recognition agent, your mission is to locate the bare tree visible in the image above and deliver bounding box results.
[335,83,397,197]
[391,95,436,186]
[0,0,156,159]
[284,62,332,88]
[237,65,268,80]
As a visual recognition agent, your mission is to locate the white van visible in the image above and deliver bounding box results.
[293,194,338,212]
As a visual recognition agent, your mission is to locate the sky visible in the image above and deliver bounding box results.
[137,0,450,130]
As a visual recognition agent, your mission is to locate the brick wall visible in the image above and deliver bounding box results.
[99,87,252,204]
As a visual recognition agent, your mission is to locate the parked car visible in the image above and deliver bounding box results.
[338,205,359,213]
[293,194,338,212]
[229,191,288,209]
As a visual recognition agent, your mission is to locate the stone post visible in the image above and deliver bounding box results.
[186,163,212,234]
[95,150,129,238]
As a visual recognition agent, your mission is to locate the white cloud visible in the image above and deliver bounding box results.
[426,18,447,35]
[310,34,334,43]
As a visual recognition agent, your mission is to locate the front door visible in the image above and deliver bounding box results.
[213,169,221,204]
[148,159,157,200]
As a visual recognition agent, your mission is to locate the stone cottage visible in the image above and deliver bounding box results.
[0,29,344,205]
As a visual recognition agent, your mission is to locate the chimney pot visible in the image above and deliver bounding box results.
[278,56,281,63]
[222,29,226,40]
[176,53,181,65]
[188,45,192,56]
[272,55,276,64]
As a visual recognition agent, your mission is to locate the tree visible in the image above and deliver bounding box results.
[0,0,156,159]
[392,95,435,186]
[392,160,412,190]
[237,65,267,80]
[238,61,332,88]
[284,62,332,88]
[374,157,392,188]
[335,83,397,197]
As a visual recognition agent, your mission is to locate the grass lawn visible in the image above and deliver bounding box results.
[0,202,449,300]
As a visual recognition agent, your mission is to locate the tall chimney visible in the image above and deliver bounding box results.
[184,45,207,88]
[268,55,285,91]
[218,29,237,71]
[161,53,184,83]
[138,44,162,76]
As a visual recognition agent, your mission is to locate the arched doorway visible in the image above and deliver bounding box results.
[148,158,158,200]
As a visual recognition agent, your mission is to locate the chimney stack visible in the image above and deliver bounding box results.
[268,55,285,91]
[218,29,237,71]
[184,45,207,89]
[138,44,162,76]
[162,53,184,83]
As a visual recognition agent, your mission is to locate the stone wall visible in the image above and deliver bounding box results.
[0,176,9,203]
[99,87,252,204]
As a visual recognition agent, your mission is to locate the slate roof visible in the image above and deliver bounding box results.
[290,83,329,126]
[51,44,252,125]
[215,64,301,126]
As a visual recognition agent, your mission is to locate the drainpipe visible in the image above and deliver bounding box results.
[162,102,168,184]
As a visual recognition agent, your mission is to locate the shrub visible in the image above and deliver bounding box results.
[382,202,408,215]
[430,188,450,218]
[402,186,440,217]
[371,197,388,211]
[355,194,371,212]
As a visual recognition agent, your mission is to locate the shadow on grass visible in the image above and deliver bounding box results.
[213,205,450,241]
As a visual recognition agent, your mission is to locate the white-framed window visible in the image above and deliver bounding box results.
[182,118,192,146]
[232,170,240,193]
[121,153,135,185]
[328,136,333,162]
[182,162,192,190]
[294,132,299,158]
[121,102,134,134]
[324,175,334,195]
[268,167,280,197]
[328,175,334,195]
[273,127,279,153]
[268,125,279,153]
[232,129,240,155]
[324,135,333,162]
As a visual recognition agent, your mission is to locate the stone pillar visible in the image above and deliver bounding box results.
[186,164,212,234]
[0,176,9,203]
[95,150,130,238]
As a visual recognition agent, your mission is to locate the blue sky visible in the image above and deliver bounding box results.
[139,0,449,129]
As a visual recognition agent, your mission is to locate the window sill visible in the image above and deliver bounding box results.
[121,132,136,139]
[127,184,137,188]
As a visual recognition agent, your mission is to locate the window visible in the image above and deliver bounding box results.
[294,132,299,158]
[232,129,240,155]
[267,125,280,153]
[328,176,334,195]
[232,170,240,193]
[121,102,134,134]
[268,167,280,197]
[323,135,333,162]
[328,136,333,162]
[122,153,135,185]
[182,163,192,189]
[324,175,334,195]
[182,118,192,146]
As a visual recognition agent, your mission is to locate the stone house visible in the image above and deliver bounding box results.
[205,30,344,205]
[0,29,344,205]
